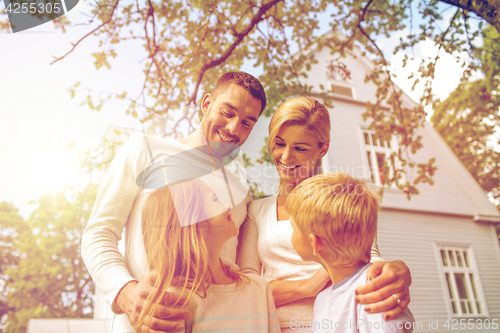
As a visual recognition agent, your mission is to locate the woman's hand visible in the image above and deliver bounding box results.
[116,270,191,332]
[355,260,411,321]
[269,267,330,307]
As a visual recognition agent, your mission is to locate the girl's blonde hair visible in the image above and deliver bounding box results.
[136,179,243,331]
[267,97,331,187]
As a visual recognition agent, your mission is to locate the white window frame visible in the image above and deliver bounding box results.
[360,128,403,188]
[433,244,489,318]
[329,81,356,99]
[326,60,356,99]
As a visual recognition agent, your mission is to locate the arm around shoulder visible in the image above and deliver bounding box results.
[269,267,330,307]
[355,261,412,321]
[237,201,262,276]
[370,233,383,262]
[81,134,149,312]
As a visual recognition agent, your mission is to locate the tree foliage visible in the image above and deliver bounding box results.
[432,25,500,205]
[0,124,132,332]
[0,185,97,332]
[0,203,30,330]
[1,0,499,198]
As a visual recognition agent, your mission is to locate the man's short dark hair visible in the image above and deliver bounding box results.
[212,72,267,115]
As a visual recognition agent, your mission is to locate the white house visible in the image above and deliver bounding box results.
[239,39,500,332]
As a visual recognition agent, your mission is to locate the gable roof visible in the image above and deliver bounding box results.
[312,40,499,220]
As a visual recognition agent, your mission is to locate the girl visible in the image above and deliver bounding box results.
[137,179,279,333]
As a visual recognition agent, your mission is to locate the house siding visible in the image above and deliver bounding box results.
[240,115,280,194]
[378,210,500,333]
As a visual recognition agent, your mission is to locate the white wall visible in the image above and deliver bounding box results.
[378,210,500,332]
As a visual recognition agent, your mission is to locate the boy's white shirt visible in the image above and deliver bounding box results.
[313,264,414,333]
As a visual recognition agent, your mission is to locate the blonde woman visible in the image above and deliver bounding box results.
[137,179,280,333]
[238,97,412,332]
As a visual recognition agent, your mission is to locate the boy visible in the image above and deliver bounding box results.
[286,173,414,333]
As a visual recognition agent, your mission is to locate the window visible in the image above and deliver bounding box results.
[362,129,402,187]
[436,245,488,318]
[327,60,355,99]
[331,83,354,98]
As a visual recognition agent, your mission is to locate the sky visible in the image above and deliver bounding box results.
[0,2,467,218]
[1,1,148,217]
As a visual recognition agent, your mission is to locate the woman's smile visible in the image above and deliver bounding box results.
[272,124,328,187]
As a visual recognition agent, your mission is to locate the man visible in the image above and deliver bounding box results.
[82,72,266,333]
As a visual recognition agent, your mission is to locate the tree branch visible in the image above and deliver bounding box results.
[51,0,120,64]
[336,0,375,52]
[439,0,500,32]
[187,0,284,105]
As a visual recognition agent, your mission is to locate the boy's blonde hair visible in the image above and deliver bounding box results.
[286,173,379,265]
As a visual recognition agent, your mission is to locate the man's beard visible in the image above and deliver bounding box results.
[207,141,240,160]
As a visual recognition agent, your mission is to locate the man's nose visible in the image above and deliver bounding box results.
[226,118,240,134]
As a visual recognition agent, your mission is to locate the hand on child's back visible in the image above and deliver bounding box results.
[118,270,191,332]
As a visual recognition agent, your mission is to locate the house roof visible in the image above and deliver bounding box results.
[306,33,500,220]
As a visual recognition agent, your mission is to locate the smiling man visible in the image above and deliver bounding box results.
[82,72,266,333]
[180,74,264,159]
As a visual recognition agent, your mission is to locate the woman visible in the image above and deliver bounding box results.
[238,97,411,332]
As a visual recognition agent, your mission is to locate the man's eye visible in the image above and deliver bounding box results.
[221,110,232,117]
[275,142,285,147]
[243,121,251,127]
[296,147,307,151]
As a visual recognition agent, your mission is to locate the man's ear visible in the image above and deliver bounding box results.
[309,234,323,256]
[201,93,212,116]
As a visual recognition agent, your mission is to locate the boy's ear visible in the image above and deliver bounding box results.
[309,234,323,256]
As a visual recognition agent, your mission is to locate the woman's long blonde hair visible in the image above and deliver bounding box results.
[136,179,242,331]
[267,97,331,187]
